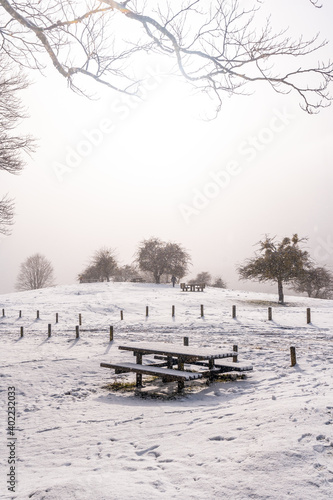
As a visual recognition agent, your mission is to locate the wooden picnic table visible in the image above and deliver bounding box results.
[101,341,252,393]
[180,283,205,292]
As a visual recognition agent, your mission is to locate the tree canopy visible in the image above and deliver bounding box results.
[136,237,191,284]
[79,247,118,282]
[0,0,332,113]
[238,234,311,304]
[292,265,333,299]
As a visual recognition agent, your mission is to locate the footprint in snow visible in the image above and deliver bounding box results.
[135,444,160,457]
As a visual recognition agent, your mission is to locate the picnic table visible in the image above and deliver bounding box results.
[180,283,205,292]
[101,341,252,393]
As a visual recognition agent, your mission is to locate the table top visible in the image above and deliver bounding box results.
[118,341,236,360]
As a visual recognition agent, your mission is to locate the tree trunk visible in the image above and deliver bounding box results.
[278,279,284,304]
[154,273,161,284]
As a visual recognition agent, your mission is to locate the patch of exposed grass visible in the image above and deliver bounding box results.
[238,299,300,307]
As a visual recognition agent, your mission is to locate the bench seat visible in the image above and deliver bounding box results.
[101,362,202,380]
[212,360,253,372]
[100,362,203,393]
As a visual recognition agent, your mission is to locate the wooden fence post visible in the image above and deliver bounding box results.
[268,307,272,321]
[36,310,39,319]
[56,313,58,324]
[79,313,82,326]
[183,336,189,346]
[110,326,114,342]
[306,308,311,324]
[48,324,52,338]
[20,326,24,338]
[120,310,124,320]
[146,306,149,317]
[233,345,238,363]
[200,304,204,317]
[76,325,80,339]
[2,308,4,317]
[232,305,236,319]
[19,310,22,318]
[172,305,175,317]
[290,346,297,366]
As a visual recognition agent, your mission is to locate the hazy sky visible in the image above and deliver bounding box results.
[1,0,333,295]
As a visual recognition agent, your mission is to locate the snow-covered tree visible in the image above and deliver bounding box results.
[238,234,310,304]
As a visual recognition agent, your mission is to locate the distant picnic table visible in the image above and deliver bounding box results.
[101,341,253,393]
[180,283,205,292]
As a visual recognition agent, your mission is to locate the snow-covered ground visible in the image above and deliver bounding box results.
[0,282,332,499]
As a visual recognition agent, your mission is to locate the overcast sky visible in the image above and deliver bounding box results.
[1,0,333,295]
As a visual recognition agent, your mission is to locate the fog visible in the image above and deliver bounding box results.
[1,1,333,295]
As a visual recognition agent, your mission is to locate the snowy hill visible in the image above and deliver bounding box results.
[0,283,332,499]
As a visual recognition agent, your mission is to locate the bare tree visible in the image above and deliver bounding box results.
[0,195,14,235]
[0,1,332,113]
[189,272,212,285]
[292,266,333,298]
[0,55,34,234]
[212,276,227,289]
[16,253,55,291]
[79,247,118,282]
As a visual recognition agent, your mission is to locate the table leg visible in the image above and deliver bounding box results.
[177,380,184,393]
[208,358,215,381]
[136,352,142,387]
[177,356,184,371]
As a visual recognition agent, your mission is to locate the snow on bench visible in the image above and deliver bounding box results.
[100,362,202,380]
[100,362,203,392]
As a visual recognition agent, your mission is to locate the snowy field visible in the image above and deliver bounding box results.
[0,282,332,499]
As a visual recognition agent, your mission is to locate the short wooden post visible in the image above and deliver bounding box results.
[109,326,113,342]
[200,304,204,317]
[268,307,272,321]
[146,306,149,317]
[290,346,297,366]
[76,325,80,339]
[183,336,189,346]
[233,345,238,363]
[20,326,24,338]
[306,308,311,324]
[79,313,82,326]
[120,310,123,320]
[56,313,58,324]
[2,308,4,317]
[48,324,51,338]
[232,305,236,319]
[172,305,175,317]
[19,310,22,318]
[36,310,39,319]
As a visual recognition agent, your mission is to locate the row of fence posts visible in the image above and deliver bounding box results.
[17,324,297,366]
[2,307,313,323]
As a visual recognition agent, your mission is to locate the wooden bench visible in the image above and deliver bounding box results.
[192,359,253,373]
[180,283,205,292]
[100,362,203,393]
[153,356,253,378]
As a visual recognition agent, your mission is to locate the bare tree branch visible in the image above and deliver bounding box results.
[0,0,332,112]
